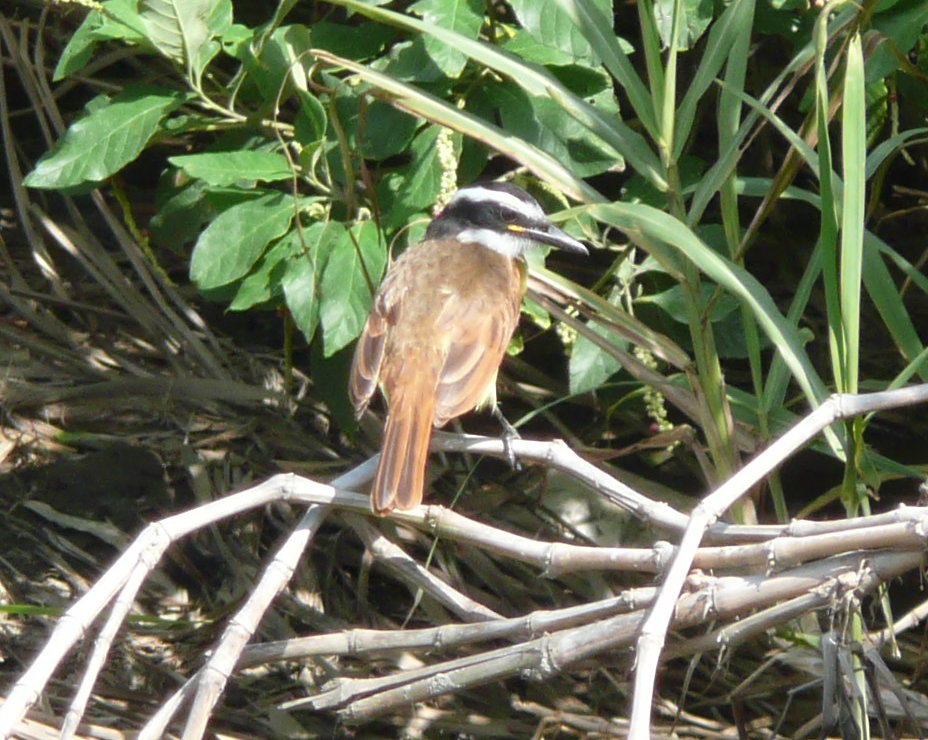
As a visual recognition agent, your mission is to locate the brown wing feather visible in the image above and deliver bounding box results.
[433,275,522,426]
[349,265,404,417]
[348,309,387,417]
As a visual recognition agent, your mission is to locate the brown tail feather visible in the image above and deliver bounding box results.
[371,387,436,515]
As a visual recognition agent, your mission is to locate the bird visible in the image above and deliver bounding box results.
[349,182,587,515]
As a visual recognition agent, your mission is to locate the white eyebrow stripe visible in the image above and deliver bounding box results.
[450,186,544,218]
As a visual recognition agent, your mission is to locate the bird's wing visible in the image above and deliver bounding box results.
[348,276,398,417]
[433,284,521,426]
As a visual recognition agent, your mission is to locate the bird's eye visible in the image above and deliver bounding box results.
[497,207,519,223]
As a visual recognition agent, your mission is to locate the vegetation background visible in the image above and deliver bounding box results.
[1,0,927,736]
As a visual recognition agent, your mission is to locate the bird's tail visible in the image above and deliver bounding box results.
[371,381,436,515]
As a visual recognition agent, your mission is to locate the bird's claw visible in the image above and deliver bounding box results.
[493,405,522,471]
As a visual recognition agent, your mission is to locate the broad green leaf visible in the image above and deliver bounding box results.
[192,0,233,79]
[138,0,213,70]
[654,0,713,51]
[311,20,396,60]
[295,90,328,145]
[411,0,484,77]
[569,331,622,396]
[382,38,449,83]
[242,25,314,101]
[570,317,626,395]
[866,0,928,79]
[97,0,149,39]
[488,82,623,178]
[508,0,611,66]
[375,125,447,230]
[283,222,343,343]
[149,179,212,249]
[190,192,297,290]
[54,9,105,80]
[320,221,387,356]
[501,28,583,67]
[310,341,357,430]
[169,151,293,186]
[641,284,739,324]
[228,235,293,311]
[24,85,186,189]
[358,101,420,160]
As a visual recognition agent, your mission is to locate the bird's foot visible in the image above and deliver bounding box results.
[492,405,522,471]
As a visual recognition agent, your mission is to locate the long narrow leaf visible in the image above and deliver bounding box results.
[549,0,659,140]
[839,32,866,393]
[688,5,858,223]
[588,202,829,407]
[312,50,601,203]
[865,128,928,179]
[673,0,754,162]
[319,0,665,191]
[862,236,928,382]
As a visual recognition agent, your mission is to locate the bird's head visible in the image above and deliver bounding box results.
[425,182,588,258]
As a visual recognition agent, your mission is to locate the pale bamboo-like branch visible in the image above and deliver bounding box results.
[627,384,928,739]
[3,386,928,737]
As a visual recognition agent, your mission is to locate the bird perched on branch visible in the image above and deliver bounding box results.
[349,182,587,515]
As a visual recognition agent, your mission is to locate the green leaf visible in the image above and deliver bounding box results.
[587,202,829,406]
[865,126,928,178]
[24,84,186,189]
[190,192,297,290]
[358,101,420,160]
[320,221,387,356]
[500,28,580,67]
[149,179,212,250]
[310,341,358,430]
[241,24,314,104]
[295,90,327,145]
[138,0,213,69]
[654,0,714,51]
[641,284,739,324]
[486,82,622,177]
[570,319,626,395]
[54,8,105,80]
[867,0,928,79]
[862,236,928,382]
[838,31,866,393]
[169,151,293,186]
[375,125,446,229]
[508,0,611,66]
[283,222,344,343]
[97,0,150,40]
[316,0,662,193]
[228,235,293,311]
[311,20,396,60]
[411,0,484,77]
